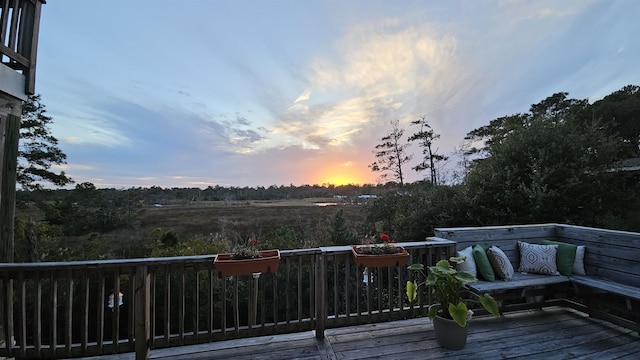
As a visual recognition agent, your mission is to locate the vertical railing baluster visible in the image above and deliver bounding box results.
[221,273,227,336]
[344,255,350,325]
[233,276,239,335]
[297,256,302,329]
[332,255,338,323]
[376,267,382,320]
[314,251,326,339]
[272,267,278,333]
[178,265,185,344]
[259,272,266,329]
[112,269,120,353]
[150,270,156,347]
[128,266,135,347]
[18,273,25,356]
[35,271,42,353]
[64,271,73,357]
[309,255,316,329]
[285,258,291,327]
[387,267,393,318]
[163,268,170,346]
[81,272,89,353]
[50,276,57,358]
[194,265,200,342]
[356,262,361,323]
[97,271,105,352]
[207,267,213,340]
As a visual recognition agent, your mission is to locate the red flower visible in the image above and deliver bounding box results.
[391,240,396,244]
[380,233,390,242]
[250,238,258,245]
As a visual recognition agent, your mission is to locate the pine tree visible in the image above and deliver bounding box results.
[369,119,412,188]
[19,95,73,190]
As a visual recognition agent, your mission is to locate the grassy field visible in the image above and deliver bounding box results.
[137,198,366,240]
[14,198,369,260]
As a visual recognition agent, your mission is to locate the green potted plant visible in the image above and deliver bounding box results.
[406,256,500,349]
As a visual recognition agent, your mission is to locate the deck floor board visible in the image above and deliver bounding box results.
[82,307,639,360]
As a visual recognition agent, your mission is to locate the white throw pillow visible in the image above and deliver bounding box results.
[573,245,586,275]
[456,246,477,277]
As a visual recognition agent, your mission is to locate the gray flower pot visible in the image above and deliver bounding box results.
[433,315,468,349]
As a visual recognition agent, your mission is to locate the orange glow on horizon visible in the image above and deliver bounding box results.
[313,165,374,186]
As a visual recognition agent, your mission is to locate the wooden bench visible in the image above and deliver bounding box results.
[433,223,640,332]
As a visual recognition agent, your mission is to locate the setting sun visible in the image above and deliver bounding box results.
[314,164,374,186]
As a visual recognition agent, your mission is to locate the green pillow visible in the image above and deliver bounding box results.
[541,240,577,276]
[472,245,495,281]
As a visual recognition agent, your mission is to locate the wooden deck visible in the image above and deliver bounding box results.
[83,307,639,360]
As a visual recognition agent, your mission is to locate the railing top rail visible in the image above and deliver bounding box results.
[0,240,455,271]
[0,254,217,270]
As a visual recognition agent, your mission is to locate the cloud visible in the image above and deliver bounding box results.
[268,19,462,153]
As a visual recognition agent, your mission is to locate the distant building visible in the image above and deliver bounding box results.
[357,195,377,199]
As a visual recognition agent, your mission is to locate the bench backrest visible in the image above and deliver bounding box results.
[554,224,640,287]
[434,224,557,272]
[434,223,640,287]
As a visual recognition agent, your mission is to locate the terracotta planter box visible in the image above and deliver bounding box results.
[214,250,281,276]
[351,246,409,268]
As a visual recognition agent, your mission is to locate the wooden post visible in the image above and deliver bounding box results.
[314,251,326,339]
[0,111,20,358]
[134,265,150,360]
[0,109,21,263]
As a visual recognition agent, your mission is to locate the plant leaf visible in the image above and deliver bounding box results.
[448,302,469,327]
[427,305,438,320]
[406,281,417,302]
[454,271,478,283]
[479,294,500,316]
[407,263,424,271]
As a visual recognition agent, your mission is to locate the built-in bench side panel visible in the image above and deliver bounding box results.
[555,224,640,287]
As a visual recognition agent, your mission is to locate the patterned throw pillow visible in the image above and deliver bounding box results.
[518,241,560,275]
[456,246,477,277]
[487,246,514,280]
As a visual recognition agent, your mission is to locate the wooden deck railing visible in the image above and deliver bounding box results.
[0,0,45,95]
[0,239,455,359]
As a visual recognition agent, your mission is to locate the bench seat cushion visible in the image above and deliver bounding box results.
[570,275,640,301]
[468,272,570,293]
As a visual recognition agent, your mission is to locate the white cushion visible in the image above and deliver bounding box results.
[573,245,586,275]
[456,246,477,277]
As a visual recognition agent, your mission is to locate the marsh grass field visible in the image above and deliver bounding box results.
[81,198,368,258]
[138,198,365,238]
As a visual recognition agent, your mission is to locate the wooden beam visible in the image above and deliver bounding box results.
[134,265,150,360]
[0,113,20,263]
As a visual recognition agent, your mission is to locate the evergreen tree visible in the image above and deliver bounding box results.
[408,115,448,185]
[19,95,73,190]
[369,119,412,188]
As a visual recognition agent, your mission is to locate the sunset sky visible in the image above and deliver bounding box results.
[34,0,640,188]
